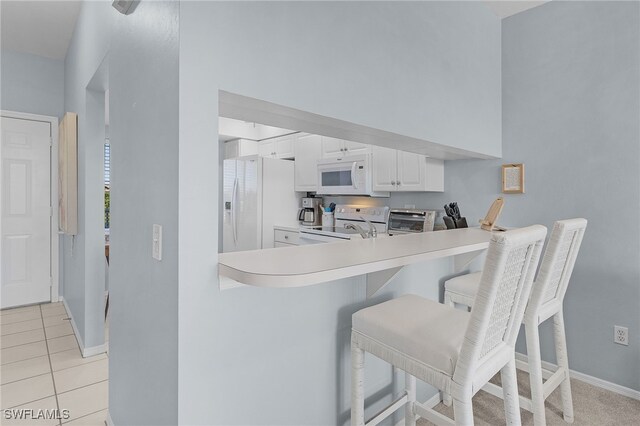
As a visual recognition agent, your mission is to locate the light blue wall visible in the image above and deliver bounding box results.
[108,1,180,424]
[392,0,640,392]
[63,2,180,424]
[501,0,640,393]
[62,0,112,353]
[0,49,64,118]
[178,2,501,424]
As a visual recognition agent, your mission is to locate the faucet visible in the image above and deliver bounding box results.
[344,223,370,239]
[360,217,378,238]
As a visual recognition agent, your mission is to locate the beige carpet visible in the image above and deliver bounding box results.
[417,369,640,425]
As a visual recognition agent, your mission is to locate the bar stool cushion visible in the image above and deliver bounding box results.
[352,294,470,376]
[445,272,481,297]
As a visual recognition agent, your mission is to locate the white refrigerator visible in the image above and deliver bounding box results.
[223,156,301,252]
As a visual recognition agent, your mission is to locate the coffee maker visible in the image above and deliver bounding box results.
[298,197,323,226]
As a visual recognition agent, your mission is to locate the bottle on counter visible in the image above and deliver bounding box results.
[322,211,334,231]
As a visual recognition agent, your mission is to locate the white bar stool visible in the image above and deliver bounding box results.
[443,218,587,425]
[351,225,547,426]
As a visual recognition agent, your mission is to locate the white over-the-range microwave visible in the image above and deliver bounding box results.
[316,154,389,197]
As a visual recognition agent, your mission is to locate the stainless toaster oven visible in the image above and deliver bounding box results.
[387,209,436,235]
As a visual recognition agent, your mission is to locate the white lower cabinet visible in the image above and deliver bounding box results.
[274,228,300,247]
[372,145,444,192]
[294,133,322,192]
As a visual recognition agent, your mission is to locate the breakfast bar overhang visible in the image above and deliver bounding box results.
[218,227,493,296]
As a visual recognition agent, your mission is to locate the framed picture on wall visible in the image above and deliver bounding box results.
[502,163,525,194]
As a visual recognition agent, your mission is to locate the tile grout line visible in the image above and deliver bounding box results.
[1,332,77,364]
[1,353,105,386]
[1,332,47,350]
[0,350,48,366]
[61,407,108,425]
[39,304,63,426]
[2,392,57,410]
[56,378,108,397]
[0,318,46,337]
[1,360,51,386]
[51,353,107,373]
[1,372,53,409]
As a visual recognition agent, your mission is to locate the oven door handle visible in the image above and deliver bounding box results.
[351,162,358,189]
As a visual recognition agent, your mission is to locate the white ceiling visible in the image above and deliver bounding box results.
[484,1,549,19]
[1,0,82,60]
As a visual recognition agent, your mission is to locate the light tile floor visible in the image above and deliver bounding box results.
[1,302,108,425]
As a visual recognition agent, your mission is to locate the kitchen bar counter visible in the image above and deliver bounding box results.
[219,228,493,290]
[273,224,301,233]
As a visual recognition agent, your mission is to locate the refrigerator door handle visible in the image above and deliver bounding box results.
[232,177,238,244]
[351,162,358,189]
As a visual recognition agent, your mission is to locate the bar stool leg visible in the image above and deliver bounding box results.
[442,391,452,406]
[501,357,522,426]
[444,292,455,308]
[405,373,416,426]
[554,311,575,423]
[351,344,365,426]
[453,396,474,426]
[526,321,546,426]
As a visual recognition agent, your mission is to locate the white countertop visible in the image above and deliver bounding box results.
[273,224,301,232]
[219,228,493,288]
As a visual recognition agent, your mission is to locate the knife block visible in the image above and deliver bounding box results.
[443,216,468,230]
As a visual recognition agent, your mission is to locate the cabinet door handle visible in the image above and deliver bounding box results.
[284,235,289,239]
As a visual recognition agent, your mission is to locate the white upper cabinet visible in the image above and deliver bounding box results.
[320,137,344,157]
[224,139,258,159]
[294,133,322,192]
[259,134,296,159]
[321,137,371,158]
[343,140,370,156]
[372,145,397,191]
[258,139,275,157]
[372,146,444,192]
[397,150,425,191]
[275,136,295,159]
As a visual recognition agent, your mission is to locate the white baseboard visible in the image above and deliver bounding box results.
[83,343,108,358]
[60,297,107,358]
[106,411,114,426]
[514,352,640,401]
[393,392,442,426]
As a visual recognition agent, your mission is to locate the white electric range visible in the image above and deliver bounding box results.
[298,205,390,245]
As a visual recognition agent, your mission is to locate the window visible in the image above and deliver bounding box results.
[104,141,110,230]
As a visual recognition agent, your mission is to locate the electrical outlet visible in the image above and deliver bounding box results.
[614,325,628,346]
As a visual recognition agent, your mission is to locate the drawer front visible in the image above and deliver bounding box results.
[274,242,295,248]
[274,229,300,245]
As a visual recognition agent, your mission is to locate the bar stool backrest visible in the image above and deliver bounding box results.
[453,225,546,387]
[526,218,588,319]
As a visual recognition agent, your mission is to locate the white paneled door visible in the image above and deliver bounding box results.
[1,117,52,308]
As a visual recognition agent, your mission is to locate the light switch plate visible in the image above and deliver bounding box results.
[152,224,162,261]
